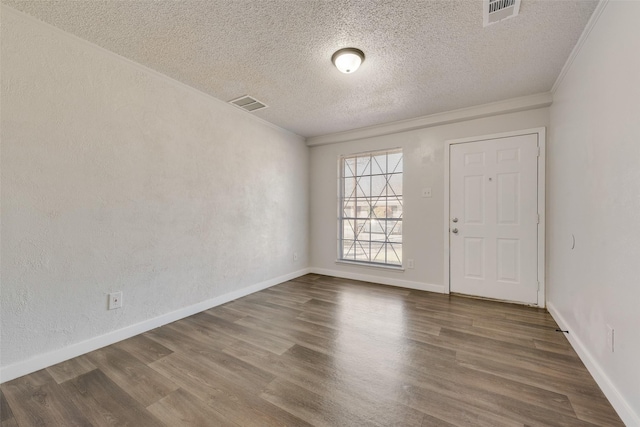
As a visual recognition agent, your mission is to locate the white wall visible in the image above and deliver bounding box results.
[310,109,549,291]
[0,7,309,379]
[547,1,640,424]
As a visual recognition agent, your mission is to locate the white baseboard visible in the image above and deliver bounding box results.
[310,267,445,294]
[0,268,311,384]
[547,302,639,426]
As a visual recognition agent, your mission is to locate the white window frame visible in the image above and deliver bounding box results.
[337,148,403,268]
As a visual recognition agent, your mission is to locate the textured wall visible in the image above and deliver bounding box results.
[309,109,549,290]
[548,1,640,423]
[1,8,308,369]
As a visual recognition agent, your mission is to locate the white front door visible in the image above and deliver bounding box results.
[449,134,539,304]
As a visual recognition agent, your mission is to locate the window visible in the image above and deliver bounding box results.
[339,148,403,267]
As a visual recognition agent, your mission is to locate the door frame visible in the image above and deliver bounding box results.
[443,127,546,307]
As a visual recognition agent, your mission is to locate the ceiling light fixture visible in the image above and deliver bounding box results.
[331,48,365,74]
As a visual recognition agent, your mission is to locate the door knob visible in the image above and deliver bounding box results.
[452,217,458,223]
[452,228,459,234]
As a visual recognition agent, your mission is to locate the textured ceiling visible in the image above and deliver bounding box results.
[3,0,598,138]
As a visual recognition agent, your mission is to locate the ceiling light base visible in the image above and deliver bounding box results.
[332,48,365,74]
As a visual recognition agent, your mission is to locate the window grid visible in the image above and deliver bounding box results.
[339,149,403,267]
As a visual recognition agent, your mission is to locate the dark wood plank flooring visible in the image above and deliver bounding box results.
[1,274,624,426]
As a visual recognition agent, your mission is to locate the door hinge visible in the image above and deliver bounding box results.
[537,213,540,224]
[537,147,541,157]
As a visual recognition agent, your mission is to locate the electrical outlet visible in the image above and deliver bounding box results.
[108,291,123,310]
[293,252,299,262]
[407,258,415,269]
[607,325,614,352]
[422,188,432,198]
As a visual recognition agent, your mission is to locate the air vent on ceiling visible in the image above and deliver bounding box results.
[483,0,521,27]
[229,95,268,113]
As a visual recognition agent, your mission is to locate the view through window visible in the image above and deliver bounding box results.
[339,148,403,266]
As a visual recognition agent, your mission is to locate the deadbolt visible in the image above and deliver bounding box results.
[452,217,458,223]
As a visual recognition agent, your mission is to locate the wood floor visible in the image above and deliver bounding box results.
[1,274,623,426]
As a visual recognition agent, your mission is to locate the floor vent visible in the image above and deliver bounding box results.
[483,0,521,27]
[229,95,268,112]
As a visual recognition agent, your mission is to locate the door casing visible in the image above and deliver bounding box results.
[444,128,546,307]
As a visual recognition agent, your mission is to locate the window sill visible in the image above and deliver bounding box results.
[335,260,405,272]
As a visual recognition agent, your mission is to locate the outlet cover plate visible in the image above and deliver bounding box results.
[109,291,123,310]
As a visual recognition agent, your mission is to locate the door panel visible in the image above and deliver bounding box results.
[497,238,519,282]
[450,134,538,304]
[464,238,485,279]
[497,172,519,224]
[464,175,485,223]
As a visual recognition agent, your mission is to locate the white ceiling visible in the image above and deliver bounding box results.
[3,0,598,138]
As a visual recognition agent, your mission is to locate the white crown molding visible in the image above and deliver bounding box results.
[551,0,609,94]
[306,92,553,147]
[0,4,303,141]
[0,268,311,383]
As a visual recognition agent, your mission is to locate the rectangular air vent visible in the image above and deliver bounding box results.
[229,95,268,113]
[483,0,521,27]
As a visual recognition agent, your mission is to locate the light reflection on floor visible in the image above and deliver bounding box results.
[329,287,411,402]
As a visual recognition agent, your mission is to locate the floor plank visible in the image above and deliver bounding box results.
[61,369,163,426]
[2,370,92,426]
[112,333,174,365]
[226,341,433,426]
[46,355,96,384]
[147,388,239,426]
[149,351,310,426]
[84,344,178,407]
[456,350,610,400]
[1,274,624,426]
[0,389,15,423]
[568,393,627,426]
[196,313,296,355]
[260,377,378,427]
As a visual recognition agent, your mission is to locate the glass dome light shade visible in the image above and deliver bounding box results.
[332,48,365,74]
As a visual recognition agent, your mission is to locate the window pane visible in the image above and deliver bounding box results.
[344,158,356,177]
[356,205,369,218]
[343,177,356,200]
[355,219,370,236]
[371,174,386,198]
[387,220,402,243]
[370,218,384,236]
[371,200,388,220]
[356,177,370,198]
[356,156,371,176]
[389,203,402,219]
[343,199,356,218]
[387,173,402,197]
[370,241,384,263]
[355,240,371,262]
[388,152,403,174]
[343,240,356,259]
[387,244,402,265]
[342,220,355,240]
[339,149,403,267]
[371,154,387,175]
